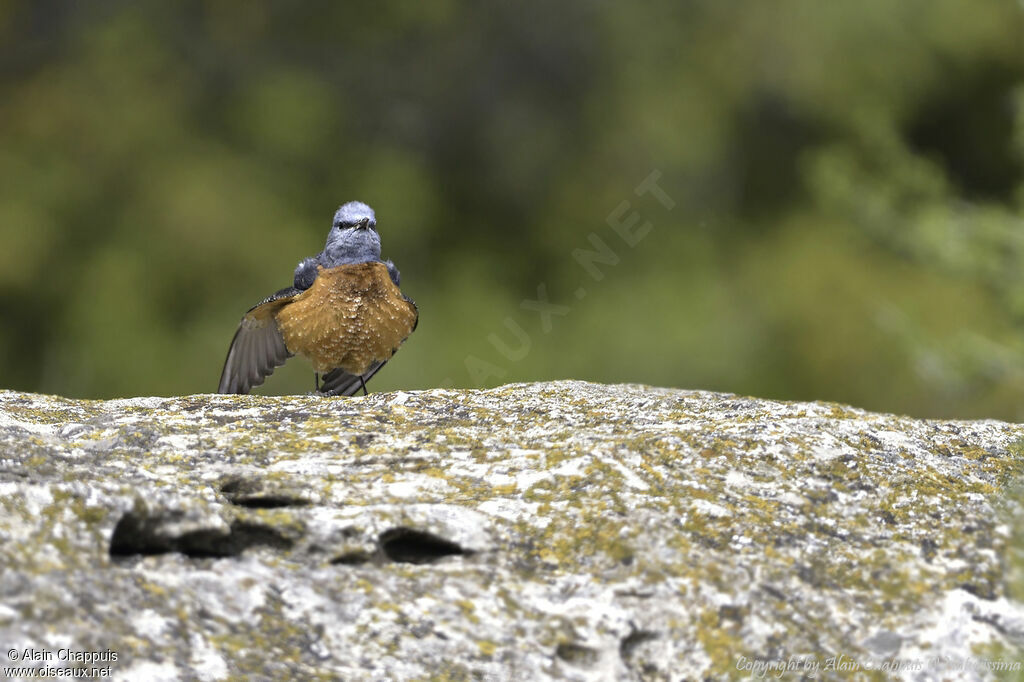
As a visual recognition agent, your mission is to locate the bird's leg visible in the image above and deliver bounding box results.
[315,373,321,392]
[360,376,368,396]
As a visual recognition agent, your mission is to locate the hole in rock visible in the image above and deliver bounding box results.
[220,477,310,508]
[330,551,373,566]
[109,511,175,557]
[555,642,599,667]
[378,528,468,564]
[227,495,309,509]
[221,521,295,554]
[108,512,294,559]
[619,629,659,663]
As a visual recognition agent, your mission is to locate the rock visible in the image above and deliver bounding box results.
[1,381,1023,680]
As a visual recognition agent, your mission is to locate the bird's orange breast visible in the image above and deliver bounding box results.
[274,261,418,375]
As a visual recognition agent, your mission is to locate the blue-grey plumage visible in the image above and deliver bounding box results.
[384,259,400,287]
[218,201,418,396]
[292,201,383,289]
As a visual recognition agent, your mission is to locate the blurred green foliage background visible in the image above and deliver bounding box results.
[1,1,1023,419]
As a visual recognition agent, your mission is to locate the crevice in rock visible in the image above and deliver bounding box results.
[352,433,375,448]
[619,628,659,664]
[223,521,295,553]
[220,477,310,508]
[959,581,996,601]
[171,529,239,558]
[109,512,294,559]
[971,609,1024,640]
[760,583,789,602]
[329,551,373,566]
[226,495,310,509]
[108,512,176,557]
[920,538,939,562]
[555,642,599,667]
[378,528,468,564]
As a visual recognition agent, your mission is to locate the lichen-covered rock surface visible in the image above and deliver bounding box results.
[2,381,1024,681]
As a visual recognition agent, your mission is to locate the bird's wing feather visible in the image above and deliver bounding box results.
[217,287,299,394]
[405,295,419,332]
[319,360,388,397]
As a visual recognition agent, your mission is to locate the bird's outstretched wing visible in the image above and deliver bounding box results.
[319,360,388,397]
[218,287,299,394]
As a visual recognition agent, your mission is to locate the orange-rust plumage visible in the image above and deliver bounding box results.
[275,262,418,375]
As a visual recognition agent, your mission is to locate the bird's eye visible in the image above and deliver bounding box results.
[332,217,374,229]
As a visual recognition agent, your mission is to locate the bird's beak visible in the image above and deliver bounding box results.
[358,218,370,230]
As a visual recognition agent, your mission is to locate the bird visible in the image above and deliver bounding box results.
[218,201,418,397]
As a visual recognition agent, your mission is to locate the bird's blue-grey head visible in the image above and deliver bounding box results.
[321,201,381,266]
